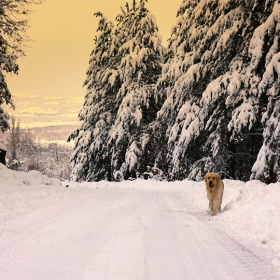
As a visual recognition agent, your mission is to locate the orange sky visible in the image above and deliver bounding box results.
[5,0,182,128]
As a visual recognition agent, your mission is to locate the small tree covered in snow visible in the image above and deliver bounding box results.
[5,129,72,180]
[7,116,21,170]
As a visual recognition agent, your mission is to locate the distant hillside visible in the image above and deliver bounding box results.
[25,125,78,142]
[0,125,78,144]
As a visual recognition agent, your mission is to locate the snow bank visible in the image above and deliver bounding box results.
[0,163,62,224]
[222,180,280,267]
[176,179,280,267]
[0,163,61,187]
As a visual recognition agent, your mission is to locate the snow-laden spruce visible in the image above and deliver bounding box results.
[152,0,280,182]
[0,0,42,132]
[70,0,165,181]
[69,13,116,181]
[108,0,165,180]
[251,1,280,182]
[71,0,279,183]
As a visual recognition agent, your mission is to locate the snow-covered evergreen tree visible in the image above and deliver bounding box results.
[107,0,165,180]
[70,0,164,181]
[251,1,280,182]
[0,0,42,132]
[224,0,279,181]
[71,0,279,183]
[0,74,13,132]
[69,13,117,181]
[153,0,279,181]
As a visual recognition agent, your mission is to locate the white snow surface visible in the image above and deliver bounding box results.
[0,163,280,280]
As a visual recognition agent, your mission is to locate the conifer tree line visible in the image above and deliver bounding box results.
[70,0,280,183]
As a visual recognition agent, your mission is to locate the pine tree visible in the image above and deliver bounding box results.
[7,116,20,170]
[69,13,117,181]
[71,0,279,183]
[70,1,164,182]
[251,1,280,182]
[223,0,279,181]
[107,0,165,180]
[153,0,251,179]
[0,0,43,132]
[153,0,279,181]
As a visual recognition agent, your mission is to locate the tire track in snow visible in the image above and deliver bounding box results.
[0,188,115,279]
[204,221,280,279]
[1,184,279,279]
[170,191,280,280]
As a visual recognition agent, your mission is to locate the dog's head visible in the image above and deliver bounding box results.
[205,172,221,189]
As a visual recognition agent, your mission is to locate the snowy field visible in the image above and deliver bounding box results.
[0,163,280,279]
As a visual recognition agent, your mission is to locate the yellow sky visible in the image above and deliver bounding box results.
[5,0,182,128]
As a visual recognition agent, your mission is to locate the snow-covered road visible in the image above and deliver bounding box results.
[0,170,279,280]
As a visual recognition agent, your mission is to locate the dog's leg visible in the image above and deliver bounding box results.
[211,199,221,216]
[209,199,214,212]
[218,198,222,212]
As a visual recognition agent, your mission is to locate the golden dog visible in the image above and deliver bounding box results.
[205,172,224,216]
